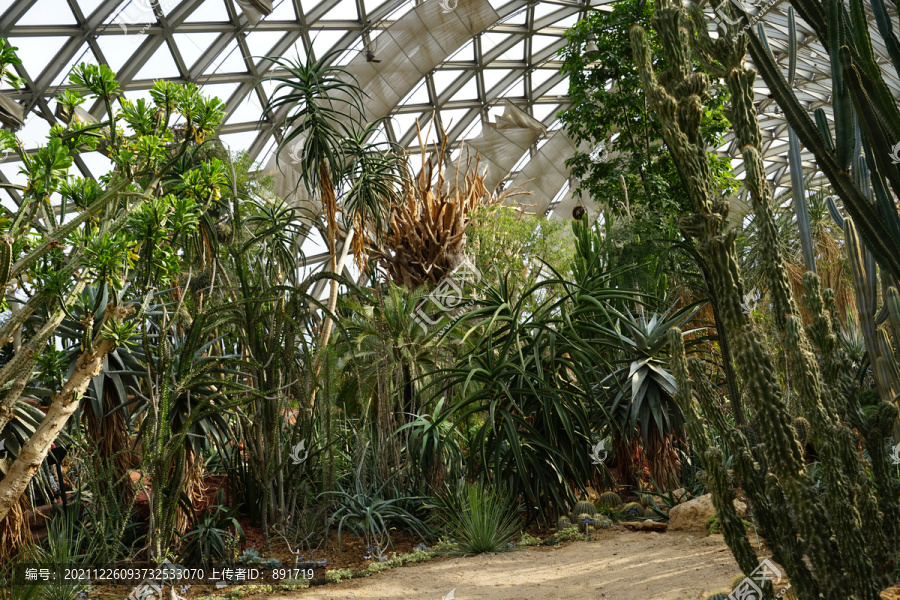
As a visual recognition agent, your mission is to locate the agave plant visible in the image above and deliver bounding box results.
[321,444,428,554]
[593,300,709,486]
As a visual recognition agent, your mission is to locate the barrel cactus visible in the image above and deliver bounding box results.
[598,491,622,509]
[598,518,613,529]
[570,501,597,522]
[643,506,658,518]
[640,494,654,507]
[557,516,571,531]
[623,502,643,518]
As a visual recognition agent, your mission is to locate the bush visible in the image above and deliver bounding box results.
[517,532,541,547]
[556,526,587,542]
[431,482,520,555]
[180,492,244,564]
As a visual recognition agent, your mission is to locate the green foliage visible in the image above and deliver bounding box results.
[430,482,520,555]
[555,525,587,542]
[517,532,541,547]
[428,267,629,522]
[325,569,353,583]
[599,300,706,446]
[0,39,25,89]
[466,205,573,305]
[323,447,428,553]
[559,0,735,243]
[181,492,245,564]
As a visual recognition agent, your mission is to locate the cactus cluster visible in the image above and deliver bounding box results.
[630,1,900,597]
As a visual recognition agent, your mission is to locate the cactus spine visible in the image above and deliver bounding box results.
[632,1,900,597]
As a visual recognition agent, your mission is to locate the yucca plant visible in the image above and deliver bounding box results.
[429,481,520,555]
[180,490,244,565]
[369,121,506,288]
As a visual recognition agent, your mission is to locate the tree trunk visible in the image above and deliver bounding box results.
[0,303,133,525]
[313,225,355,378]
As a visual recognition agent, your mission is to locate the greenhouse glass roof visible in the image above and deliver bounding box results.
[1,0,898,232]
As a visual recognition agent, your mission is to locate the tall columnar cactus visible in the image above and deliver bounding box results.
[742,0,900,282]
[632,1,900,597]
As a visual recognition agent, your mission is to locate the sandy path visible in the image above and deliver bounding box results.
[279,530,743,600]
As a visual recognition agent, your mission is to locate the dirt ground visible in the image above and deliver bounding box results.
[276,529,745,600]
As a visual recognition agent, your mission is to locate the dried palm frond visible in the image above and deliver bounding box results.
[371,119,529,288]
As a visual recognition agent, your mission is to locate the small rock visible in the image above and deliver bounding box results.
[668,493,747,534]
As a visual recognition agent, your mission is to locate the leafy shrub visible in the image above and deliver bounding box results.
[556,526,587,542]
[239,549,281,569]
[323,451,428,552]
[517,532,541,546]
[431,482,520,555]
[325,569,353,583]
[180,493,244,564]
[431,538,460,553]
